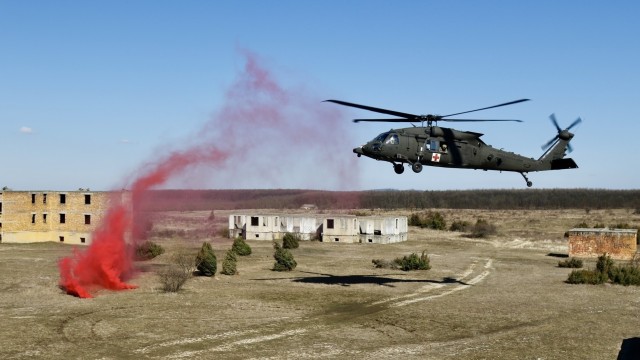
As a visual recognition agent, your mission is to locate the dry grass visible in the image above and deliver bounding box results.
[0,208,638,359]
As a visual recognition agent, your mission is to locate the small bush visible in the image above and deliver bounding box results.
[393,251,431,271]
[221,249,238,275]
[372,259,396,269]
[449,220,471,232]
[593,223,606,228]
[273,242,297,271]
[231,237,252,256]
[158,266,190,292]
[558,258,583,268]
[282,232,300,249]
[566,269,603,285]
[596,253,615,278]
[158,254,193,292]
[135,241,165,260]
[609,265,640,286]
[468,219,497,238]
[574,221,589,228]
[195,242,217,276]
[409,211,446,230]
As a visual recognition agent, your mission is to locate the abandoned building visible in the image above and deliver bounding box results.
[0,190,126,245]
[229,213,408,244]
[566,228,639,260]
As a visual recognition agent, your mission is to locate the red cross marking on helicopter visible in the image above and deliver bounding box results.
[431,153,441,162]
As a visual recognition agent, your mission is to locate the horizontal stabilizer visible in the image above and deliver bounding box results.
[550,158,578,170]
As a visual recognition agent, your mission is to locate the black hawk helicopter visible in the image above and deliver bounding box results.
[326,99,581,187]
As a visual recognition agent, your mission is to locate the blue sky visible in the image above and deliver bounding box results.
[1,1,639,191]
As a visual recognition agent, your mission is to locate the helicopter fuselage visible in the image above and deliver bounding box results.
[354,126,576,179]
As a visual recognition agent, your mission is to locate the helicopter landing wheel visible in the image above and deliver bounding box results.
[411,162,423,173]
[393,164,405,174]
[520,172,533,187]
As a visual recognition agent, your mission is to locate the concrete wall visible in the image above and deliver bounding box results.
[0,190,125,245]
[567,228,638,260]
[229,213,408,244]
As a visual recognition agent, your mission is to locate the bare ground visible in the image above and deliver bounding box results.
[1,208,639,359]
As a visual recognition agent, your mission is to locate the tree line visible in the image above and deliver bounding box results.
[136,189,640,211]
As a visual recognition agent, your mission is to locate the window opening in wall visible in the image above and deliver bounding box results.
[31,213,36,224]
[43,213,47,224]
[251,216,259,226]
[0,201,2,213]
[368,239,373,243]
[60,213,66,224]
[84,214,91,225]
[31,193,36,204]
[84,194,91,205]
[60,194,66,204]
[43,193,47,204]
[80,237,86,243]
[59,236,64,242]
[334,238,339,242]
[327,219,334,229]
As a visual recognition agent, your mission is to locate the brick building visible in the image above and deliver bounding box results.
[0,190,126,245]
[566,228,638,260]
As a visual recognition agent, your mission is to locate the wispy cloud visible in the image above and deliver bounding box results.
[20,126,33,134]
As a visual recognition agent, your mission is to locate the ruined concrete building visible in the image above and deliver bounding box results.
[566,228,638,260]
[229,213,408,244]
[0,190,127,245]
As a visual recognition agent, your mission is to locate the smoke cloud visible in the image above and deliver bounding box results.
[58,51,359,297]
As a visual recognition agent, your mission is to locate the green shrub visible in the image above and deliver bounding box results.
[558,258,583,268]
[195,242,217,276]
[393,251,431,271]
[135,241,165,260]
[566,269,603,285]
[273,242,297,271]
[566,253,640,286]
[596,253,615,278]
[409,211,447,230]
[282,232,300,249]
[609,265,640,286]
[449,220,471,232]
[231,237,252,256]
[221,249,238,275]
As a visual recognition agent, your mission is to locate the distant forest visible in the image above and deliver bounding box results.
[137,189,640,211]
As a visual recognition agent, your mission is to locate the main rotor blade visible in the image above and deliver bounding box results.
[442,99,530,118]
[353,118,417,123]
[440,118,524,123]
[324,100,418,119]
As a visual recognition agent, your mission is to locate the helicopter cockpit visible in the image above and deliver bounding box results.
[372,132,399,145]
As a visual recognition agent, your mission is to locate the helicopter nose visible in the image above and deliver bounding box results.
[353,146,364,157]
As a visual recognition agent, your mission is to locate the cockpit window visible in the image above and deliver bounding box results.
[384,134,399,145]
[373,132,389,142]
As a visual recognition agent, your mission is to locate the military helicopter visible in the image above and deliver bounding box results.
[326,99,581,187]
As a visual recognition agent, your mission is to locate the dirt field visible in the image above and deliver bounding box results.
[1,209,639,359]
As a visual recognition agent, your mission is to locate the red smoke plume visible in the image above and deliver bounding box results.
[58,51,359,297]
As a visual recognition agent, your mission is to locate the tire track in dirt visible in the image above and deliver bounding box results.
[133,258,494,358]
[375,257,493,308]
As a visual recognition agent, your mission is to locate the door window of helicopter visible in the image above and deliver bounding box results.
[440,143,448,153]
[429,140,439,152]
[384,134,399,145]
